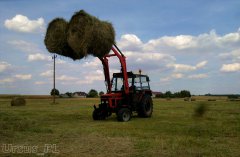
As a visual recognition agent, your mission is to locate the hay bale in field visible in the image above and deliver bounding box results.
[67,10,115,58]
[208,99,216,101]
[44,18,83,60]
[193,103,207,117]
[191,98,196,101]
[11,97,26,106]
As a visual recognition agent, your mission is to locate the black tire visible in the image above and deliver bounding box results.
[117,108,131,122]
[138,95,153,117]
[92,108,106,120]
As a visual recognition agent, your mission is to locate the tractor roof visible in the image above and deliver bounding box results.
[113,71,149,78]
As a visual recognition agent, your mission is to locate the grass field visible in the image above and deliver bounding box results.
[0,97,240,157]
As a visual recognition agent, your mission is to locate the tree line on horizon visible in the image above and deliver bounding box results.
[155,90,191,98]
[51,88,239,99]
[50,88,104,98]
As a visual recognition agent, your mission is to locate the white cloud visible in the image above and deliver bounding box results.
[8,40,43,54]
[160,77,171,82]
[161,72,208,82]
[4,14,45,33]
[57,70,104,85]
[125,51,175,62]
[76,70,104,85]
[8,40,51,62]
[167,60,207,72]
[220,63,240,72]
[188,74,208,79]
[0,61,11,73]
[117,34,176,70]
[35,81,47,85]
[56,75,78,81]
[167,63,196,72]
[118,34,143,51]
[145,35,196,50]
[0,78,14,84]
[196,61,208,68]
[121,50,175,72]
[28,53,51,61]
[171,73,184,79]
[82,58,101,68]
[219,49,240,62]
[219,31,240,43]
[160,73,184,83]
[142,29,240,53]
[40,70,52,77]
[115,30,240,75]
[84,70,104,81]
[15,74,32,80]
[56,59,67,65]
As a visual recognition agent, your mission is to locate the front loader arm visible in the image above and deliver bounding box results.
[99,57,111,93]
[99,44,129,94]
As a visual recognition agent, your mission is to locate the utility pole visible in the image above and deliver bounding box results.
[52,54,57,104]
[139,69,142,89]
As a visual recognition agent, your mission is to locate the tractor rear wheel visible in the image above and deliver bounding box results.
[138,95,153,117]
[117,108,131,122]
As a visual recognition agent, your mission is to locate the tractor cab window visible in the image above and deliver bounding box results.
[134,76,150,90]
[111,74,150,92]
[111,77,124,92]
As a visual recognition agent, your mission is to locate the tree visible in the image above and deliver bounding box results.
[87,89,98,98]
[180,90,191,97]
[165,91,172,98]
[173,92,181,98]
[50,88,60,96]
[65,92,73,98]
[99,91,104,96]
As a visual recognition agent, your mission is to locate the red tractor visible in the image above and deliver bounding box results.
[93,44,153,122]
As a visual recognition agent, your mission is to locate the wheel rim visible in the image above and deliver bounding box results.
[122,111,130,121]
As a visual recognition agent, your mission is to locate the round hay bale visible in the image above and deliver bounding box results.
[44,18,83,60]
[67,10,96,57]
[67,10,115,58]
[11,97,26,106]
[194,103,207,117]
[89,21,115,57]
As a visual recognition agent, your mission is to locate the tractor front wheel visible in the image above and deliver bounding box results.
[117,108,132,122]
[92,108,106,120]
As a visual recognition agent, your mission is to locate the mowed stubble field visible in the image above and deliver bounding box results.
[0,97,240,157]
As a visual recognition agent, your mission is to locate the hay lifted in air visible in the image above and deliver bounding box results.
[89,20,115,57]
[67,10,115,58]
[44,18,83,60]
[44,10,115,60]
[11,97,26,106]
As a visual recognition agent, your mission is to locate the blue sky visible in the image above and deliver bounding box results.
[0,0,240,95]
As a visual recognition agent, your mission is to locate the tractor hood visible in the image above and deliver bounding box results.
[101,92,122,99]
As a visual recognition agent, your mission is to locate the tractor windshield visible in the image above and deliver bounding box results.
[111,73,150,92]
[134,76,150,90]
[111,77,123,92]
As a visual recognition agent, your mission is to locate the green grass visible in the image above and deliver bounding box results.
[0,98,240,156]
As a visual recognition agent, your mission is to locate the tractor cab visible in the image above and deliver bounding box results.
[111,72,151,94]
